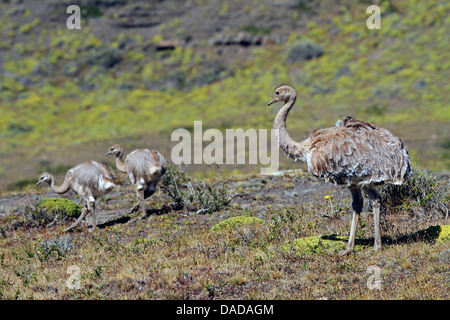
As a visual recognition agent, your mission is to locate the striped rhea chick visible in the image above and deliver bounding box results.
[268,85,411,254]
[36,161,116,232]
[106,144,166,219]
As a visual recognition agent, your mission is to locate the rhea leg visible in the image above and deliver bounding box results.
[141,181,158,217]
[90,201,97,230]
[137,182,157,219]
[340,187,363,255]
[143,181,157,199]
[129,181,158,221]
[364,186,382,251]
[138,188,146,219]
[129,186,143,214]
[128,187,146,224]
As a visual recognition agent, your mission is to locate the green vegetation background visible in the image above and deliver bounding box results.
[0,0,449,190]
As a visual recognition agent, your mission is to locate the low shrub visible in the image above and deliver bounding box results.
[161,165,231,214]
[35,235,75,262]
[381,167,449,218]
[286,39,324,63]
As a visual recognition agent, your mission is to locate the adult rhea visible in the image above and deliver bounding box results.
[268,85,411,254]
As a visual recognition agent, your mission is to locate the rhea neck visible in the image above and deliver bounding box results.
[273,93,308,162]
[274,94,296,131]
[48,175,71,194]
[114,150,127,173]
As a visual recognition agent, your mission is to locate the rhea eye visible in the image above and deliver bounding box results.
[275,91,279,95]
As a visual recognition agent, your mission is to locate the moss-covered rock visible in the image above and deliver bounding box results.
[284,225,450,256]
[282,235,366,255]
[38,198,81,218]
[211,216,264,232]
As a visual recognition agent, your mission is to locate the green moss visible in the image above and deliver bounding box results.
[211,216,264,232]
[38,198,81,218]
[437,225,450,243]
[283,235,366,255]
[283,225,449,256]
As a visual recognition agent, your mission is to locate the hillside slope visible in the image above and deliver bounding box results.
[0,0,449,190]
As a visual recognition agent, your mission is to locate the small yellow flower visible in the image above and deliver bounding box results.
[324,195,333,199]
[37,238,41,242]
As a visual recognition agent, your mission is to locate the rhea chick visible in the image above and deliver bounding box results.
[36,161,116,232]
[106,144,166,220]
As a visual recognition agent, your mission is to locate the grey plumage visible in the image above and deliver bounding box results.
[106,144,166,219]
[36,161,116,232]
[268,85,411,254]
[307,116,411,186]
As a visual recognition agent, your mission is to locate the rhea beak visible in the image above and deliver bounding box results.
[267,99,275,106]
[36,180,41,186]
[105,151,112,156]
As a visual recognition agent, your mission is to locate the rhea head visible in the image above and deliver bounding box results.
[105,144,123,157]
[36,172,52,186]
[267,85,296,106]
